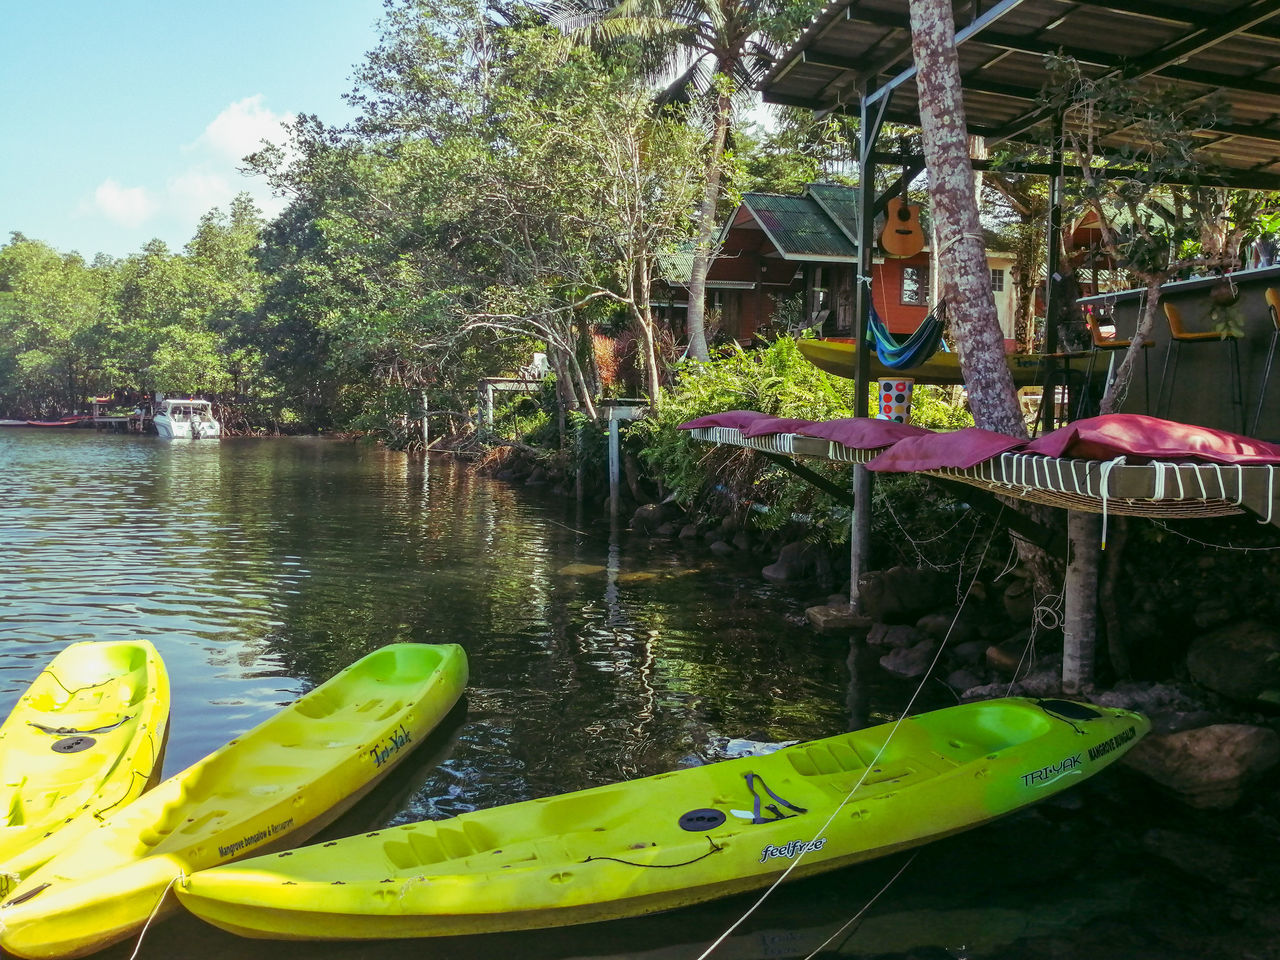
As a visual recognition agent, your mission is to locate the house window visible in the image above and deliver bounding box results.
[991,267,1005,292]
[901,266,928,305]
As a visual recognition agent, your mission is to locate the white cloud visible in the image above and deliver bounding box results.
[92,179,156,228]
[193,95,294,163]
[166,170,235,223]
[77,98,294,252]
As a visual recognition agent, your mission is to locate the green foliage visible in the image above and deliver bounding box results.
[909,385,973,430]
[731,111,858,198]
[631,335,972,537]
[0,236,115,414]
[1041,56,1234,279]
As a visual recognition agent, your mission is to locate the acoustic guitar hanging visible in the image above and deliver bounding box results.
[880,167,925,259]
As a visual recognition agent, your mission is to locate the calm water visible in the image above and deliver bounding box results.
[0,430,1271,960]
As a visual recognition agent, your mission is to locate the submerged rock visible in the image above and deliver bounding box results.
[709,540,736,558]
[867,623,925,649]
[762,540,829,583]
[804,603,871,634]
[880,639,940,679]
[557,563,606,576]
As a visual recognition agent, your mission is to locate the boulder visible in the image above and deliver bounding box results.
[1187,620,1280,703]
[631,503,666,534]
[678,523,700,541]
[856,565,950,624]
[1001,576,1037,626]
[986,631,1032,674]
[709,540,736,558]
[1093,681,1228,734]
[762,541,830,583]
[949,640,989,666]
[1123,723,1280,809]
[945,667,985,692]
[915,607,982,645]
[880,640,940,679]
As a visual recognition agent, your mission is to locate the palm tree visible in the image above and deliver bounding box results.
[553,0,805,361]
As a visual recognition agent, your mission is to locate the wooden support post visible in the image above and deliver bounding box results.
[1062,509,1099,695]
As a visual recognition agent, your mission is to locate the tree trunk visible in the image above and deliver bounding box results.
[683,84,732,363]
[637,311,662,411]
[908,0,1026,438]
[1101,275,1163,414]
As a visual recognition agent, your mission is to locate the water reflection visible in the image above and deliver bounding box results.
[0,430,1224,960]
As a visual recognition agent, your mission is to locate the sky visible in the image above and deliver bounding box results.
[1,0,388,261]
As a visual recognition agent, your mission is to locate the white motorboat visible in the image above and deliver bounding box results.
[152,399,221,440]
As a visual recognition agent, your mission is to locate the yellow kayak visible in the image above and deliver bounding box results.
[797,338,1087,387]
[0,641,169,896]
[0,642,468,960]
[175,697,1147,941]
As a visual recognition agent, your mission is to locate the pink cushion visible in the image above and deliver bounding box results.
[797,417,932,450]
[866,427,1027,472]
[678,410,772,431]
[1024,414,1280,465]
[741,416,816,438]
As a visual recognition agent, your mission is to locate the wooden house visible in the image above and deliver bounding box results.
[659,183,1019,346]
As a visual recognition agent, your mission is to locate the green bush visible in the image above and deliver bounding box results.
[631,336,973,539]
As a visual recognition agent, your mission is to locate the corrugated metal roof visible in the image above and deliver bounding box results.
[762,0,1280,190]
[806,183,860,243]
[740,193,858,260]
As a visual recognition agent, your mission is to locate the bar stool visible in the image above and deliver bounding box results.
[1076,310,1153,418]
[1249,287,1280,436]
[1157,301,1244,432]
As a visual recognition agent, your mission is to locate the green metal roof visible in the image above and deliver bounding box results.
[805,183,860,245]
[738,192,857,261]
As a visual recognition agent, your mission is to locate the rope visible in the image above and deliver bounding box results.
[937,232,985,257]
[799,852,921,960]
[584,837,722,869]
[1096,456,1127,549]
[1148,518,1280,552]
[1259,465,1277,526]
[695,509,1005,960]
[127,873,182,960]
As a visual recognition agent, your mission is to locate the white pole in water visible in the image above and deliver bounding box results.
[1062,509,1099,694]
[608,414,621,520]
[849,465,872,611]
[427,391,437,455]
